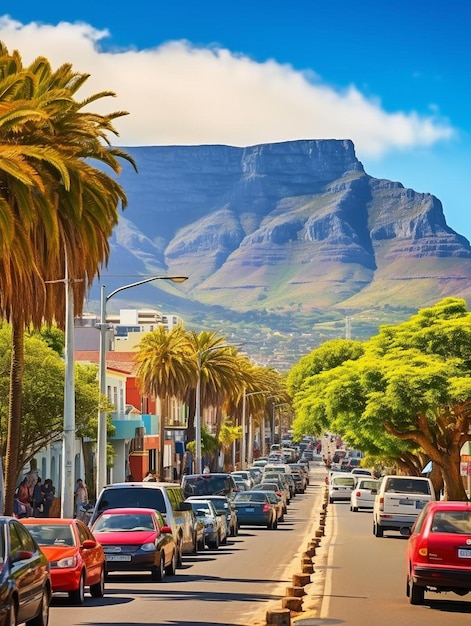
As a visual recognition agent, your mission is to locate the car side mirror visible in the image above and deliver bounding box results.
[179,501,192,511]
[82,539,96,550]
[161,525,172,534]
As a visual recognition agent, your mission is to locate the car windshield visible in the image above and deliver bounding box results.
[431,511,471,534]
[26,524,75,546]
[385,478,431,495]
[233,493,266,503]
[94,513,155,532]
[359,480,378,490]
[182,476,229,497]
[190,502,212,515]
[333,477,354,487]
[96,487,166,514]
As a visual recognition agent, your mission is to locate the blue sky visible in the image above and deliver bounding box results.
[2,1,470,237]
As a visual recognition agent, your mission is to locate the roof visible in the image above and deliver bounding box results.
[75,351,137,375]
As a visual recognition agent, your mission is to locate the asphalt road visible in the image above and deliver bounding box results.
[304,491,471,626]
[47,469,325,626]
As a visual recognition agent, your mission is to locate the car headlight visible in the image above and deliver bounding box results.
[140,542,156,552]
[52,556,78,568]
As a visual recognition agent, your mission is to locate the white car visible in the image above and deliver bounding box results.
[350,477,379,512]
[328,473,355,503]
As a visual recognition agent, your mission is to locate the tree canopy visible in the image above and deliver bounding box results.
[287,298,471,500]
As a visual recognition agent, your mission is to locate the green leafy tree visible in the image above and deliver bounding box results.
[289,298,471,500]
[0,325,103,475]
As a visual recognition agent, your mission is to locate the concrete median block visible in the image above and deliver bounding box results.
[285,586,306,597]
[301,562,314,574]
[282,597,303,612]
[293,572,311,587]
[265,608,291,625]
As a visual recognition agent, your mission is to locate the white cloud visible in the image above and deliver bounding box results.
[0,16,454,158]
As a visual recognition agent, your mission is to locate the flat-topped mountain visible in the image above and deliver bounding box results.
[91,139,471,366]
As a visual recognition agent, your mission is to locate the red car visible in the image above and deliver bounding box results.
[403,500,471,605]
[22,518,105,604]
[91,507,176,581]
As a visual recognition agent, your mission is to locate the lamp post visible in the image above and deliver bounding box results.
[96,275,187,497]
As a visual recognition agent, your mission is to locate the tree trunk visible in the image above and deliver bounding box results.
[4,320,25,515]
[440,448,468,501]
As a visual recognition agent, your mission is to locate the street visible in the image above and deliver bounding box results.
[313,493,471,625]
[47,469,325,626]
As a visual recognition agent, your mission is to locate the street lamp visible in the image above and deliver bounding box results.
[96,275,187,496]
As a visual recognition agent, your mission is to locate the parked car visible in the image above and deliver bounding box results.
[91,507,176,581]
[232,476,249,492]
[372,475,435,537]
[255,490,285,522]
[253,482,288,513]
[261,473,291,505]
[350,478,380,512]
[231,471,253,490]
[328,473,355,503]
[22,518,105,604]
[181,473,237,500]
[0,516,51,626]
[186,495,238,537]
[246,467,263,485]
[402,501,471,605]
[232,491,278,529]
[186,499,227,549]
[290,470,306,494]
[90,482,195,565]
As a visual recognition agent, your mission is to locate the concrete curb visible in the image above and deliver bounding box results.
[265,485,331,626]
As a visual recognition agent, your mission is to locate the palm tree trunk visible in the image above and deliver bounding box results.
[4,320,25,515]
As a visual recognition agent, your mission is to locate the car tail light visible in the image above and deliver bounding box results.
[379,497,384,511]
[355,491,361,497]
[262,504,271,513]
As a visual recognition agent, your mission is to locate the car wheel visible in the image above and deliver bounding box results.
[197,535,205,550]
[273,518,278,529]
[329,497,334,504]
[165,550,177,576]
[352,506,358,513]
[90,566,105,598]
[279,513,285,522]
[222,532,228,545]
[69,572,85,604]
[373,522,384,538]
[151,553,165,582]
[26,588,50,626]
[409,579,425,605]
[230,524,236,536]
[208,534,219,550]
[7,598,17,626]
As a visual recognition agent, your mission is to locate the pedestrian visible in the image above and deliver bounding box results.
[74,479,89,518]
[142,471,156,482]
[32,477,45,517]
[126,474,135,482]
[16,478,32,517]
[42,479,55,517]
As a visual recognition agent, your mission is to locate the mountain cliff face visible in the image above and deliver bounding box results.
[97,139,471,321]
[90,139,471,367]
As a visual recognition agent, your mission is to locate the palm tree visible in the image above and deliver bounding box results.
[188,331,246,467]
[134,326,195,480]
[0,43,136,513]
